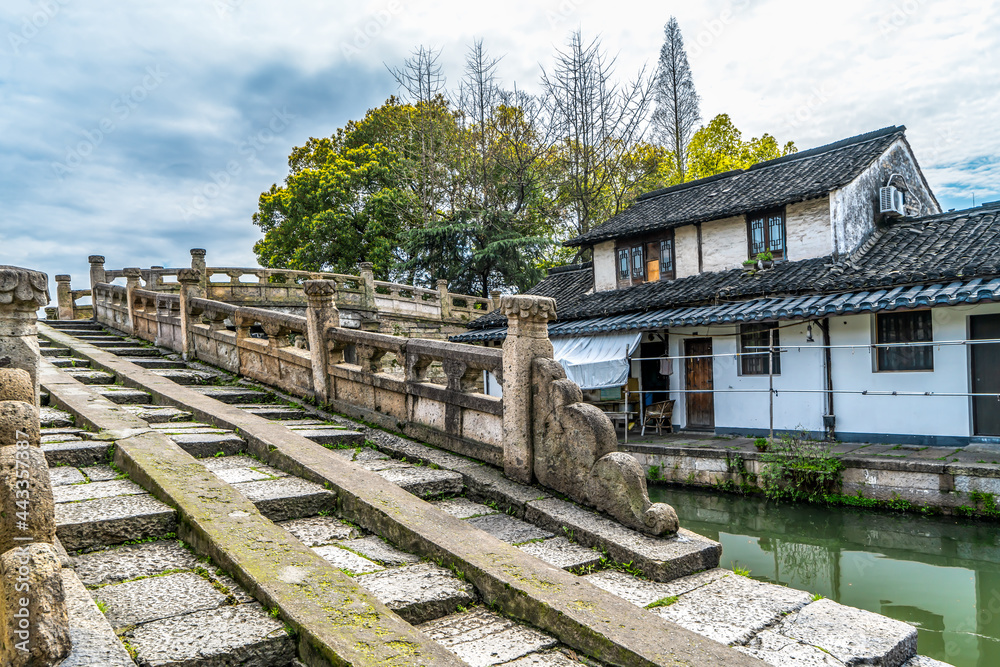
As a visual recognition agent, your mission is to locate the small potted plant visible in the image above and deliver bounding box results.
[756,251,774,269]
[754,437,769,452]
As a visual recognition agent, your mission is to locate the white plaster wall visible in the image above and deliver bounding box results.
[830,138,941,256]
[829,302,1000,439]
[785,197,834,260]
[666,323,826,434]
[674,225,700,278]
[593,240,617,292]
[699,216,748,273]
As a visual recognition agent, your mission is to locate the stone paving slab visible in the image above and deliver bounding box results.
[419,607,559,667]
[94,571,228,631]
[196,386,276,403]
[50,466,87,486]
[53,478,145,503]
[278,516,363,546]
[353,446,391,462]
[734,629,843,666]
[234,477,336,521]
[42,432,82,443]
[433,497,499,519]
[120,404,193,423]
[583,568,731,608]
[761,598,918,667]
[168,432,246,458]
[375,465,465,498]
[903,657,955,667]
[339,536,421,566]
[357,562,477,624]
[63,368,117,384]
[652,572,813,646]
[74,540,203,587]
[94,386,152,404]
[240,404,309,419]
[215,466,280,484]
[60,569,136,667]
[312,545,384,575]
[124,357,188,369]
[526,497,721,582]
[42,439,114,467]
[499,650,589,666]
[103,346,162,357]
[124,602,297,667]
[41,346,72,357]
[201,453,288,481]
[56,493,177,552]
[80,464,119,481]
[152,368,221,384]
[466,514,555,545]
[50,357,94,369]
[291,427,366,447]
[516,537,602,572]
[40,406,75,427]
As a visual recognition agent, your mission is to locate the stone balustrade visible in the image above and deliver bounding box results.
[87,273,677,536]
[64,252,498,332]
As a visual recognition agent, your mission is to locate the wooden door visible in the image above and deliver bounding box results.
[972,314,1000,436]
[685,338,714,430]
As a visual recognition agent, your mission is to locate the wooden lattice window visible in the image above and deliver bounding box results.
[740,323,781,375]
[747,207,786,259]
[659,238,675,279]
[631,245,644,279]
[617,248,629,281]
[875,311,933,371]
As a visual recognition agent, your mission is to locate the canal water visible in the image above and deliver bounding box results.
[649,486,1000,667]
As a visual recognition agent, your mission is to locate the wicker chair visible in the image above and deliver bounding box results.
[642,400,675,436]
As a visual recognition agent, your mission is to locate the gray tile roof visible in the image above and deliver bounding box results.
[565,125,907,247]
[464,204,1000,333]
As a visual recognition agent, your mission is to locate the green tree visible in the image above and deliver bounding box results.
[686,114,797,180]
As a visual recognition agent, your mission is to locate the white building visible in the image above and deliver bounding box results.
[454,126,1000,447]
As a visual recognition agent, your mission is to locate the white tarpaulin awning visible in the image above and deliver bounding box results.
[551,332,642,390]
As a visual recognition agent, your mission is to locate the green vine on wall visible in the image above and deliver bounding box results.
[757,432,844,502]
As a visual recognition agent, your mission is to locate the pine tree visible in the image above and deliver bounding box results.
[651,17,701,181]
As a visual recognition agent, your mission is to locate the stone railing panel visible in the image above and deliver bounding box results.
[234,307,313,397]
[187,298,238,372]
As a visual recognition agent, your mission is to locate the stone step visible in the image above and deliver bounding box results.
[201,455,288,484]
[102,346,163,357]
[43,439,113,467]
[38,339,52,347]
[94,386,152,405]
[195,386,277,404]
[356,562,477,625]
[151,368,221,385]
[41,347,71,357]
[287,426,365,448]
[50,357,93,369]
[167,432,246,458]
[517,537,604,572]
[371,464,465,499]
[120,404,193,423]
[45,323,104,332]
[232,477,336,522]
[62,369,117,385]
[72,336,128,345]
[240,404,308,420]
[40,406,75,428]
[418,607,560,666]
[56,492,178,552]
[123,357,187,369]
[61,570,137,667]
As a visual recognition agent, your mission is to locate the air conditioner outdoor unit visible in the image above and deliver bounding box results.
[880,186,906,217]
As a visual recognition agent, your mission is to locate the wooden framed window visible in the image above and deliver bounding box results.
[645,241,660,282]
[659,238,675,279]
[617,248,629,281]
[875,311,933,371]
[740,323,780,375]
[630,245,644,280]
[747,207,786,259]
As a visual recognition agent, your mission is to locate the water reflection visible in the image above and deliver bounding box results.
[649,486,1000,667]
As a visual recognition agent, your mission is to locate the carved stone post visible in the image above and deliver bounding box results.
[88,255,106,291]
[178,269,201,361]
[359,262,376,311]
[55,275,73,321]
[0,267,49,407]
[491,289,502,311]
[305,281,340,404]
[123,267,142,336]
[500,295,556,484]
[437,279,451,320]
[150,265,164,289]
[190,248,207,293]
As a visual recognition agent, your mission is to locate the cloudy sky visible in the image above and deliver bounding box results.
[2,0,998,300]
